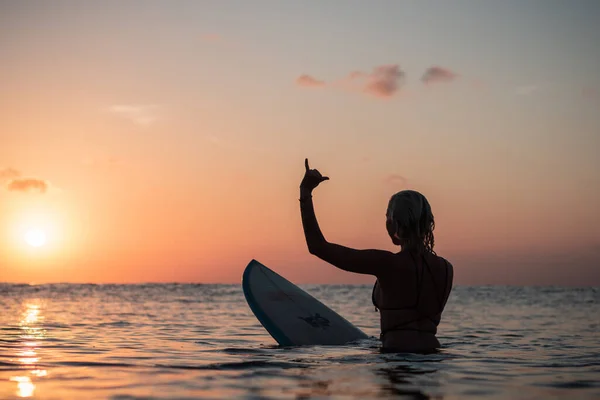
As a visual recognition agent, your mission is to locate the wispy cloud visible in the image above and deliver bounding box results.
[421,66,458,85]
[297,64,463,96]
[0,167,20,180]
[296,74,326,88]
[2,168,59,194]
[384,173,408,187]
[296,64,406,99]
[108,104,160,126]
[6,178,49,194]
[362,65,405,98]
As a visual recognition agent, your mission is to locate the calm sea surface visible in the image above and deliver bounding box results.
[0,283,598,399]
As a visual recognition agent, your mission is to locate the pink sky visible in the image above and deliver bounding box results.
[1,2,599,285]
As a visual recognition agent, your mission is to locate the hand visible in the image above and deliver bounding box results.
[300,158,329,192]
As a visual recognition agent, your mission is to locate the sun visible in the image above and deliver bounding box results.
[24,229,47,248]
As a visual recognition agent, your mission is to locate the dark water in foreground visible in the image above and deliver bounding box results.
[0,283,599,399]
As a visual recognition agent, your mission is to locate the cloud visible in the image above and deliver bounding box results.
[108,104,160,126]
[2,169,58,194]
[296,74,326,88]
[421,66,458,85]
[6,178,49,193]
[297,64,405,99]
[384,174,408,187]
[0,167,20,180]
[363,65,405,98]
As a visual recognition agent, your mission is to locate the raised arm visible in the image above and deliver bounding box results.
[299,159,394,276]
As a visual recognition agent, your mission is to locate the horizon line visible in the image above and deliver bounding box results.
[1,282,597,289]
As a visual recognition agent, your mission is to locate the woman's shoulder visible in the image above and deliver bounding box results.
[433,254,454,285]
[427,252,455,273]
[436,254,453,266]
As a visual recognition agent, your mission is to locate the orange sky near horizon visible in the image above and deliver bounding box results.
[1,1,599,286]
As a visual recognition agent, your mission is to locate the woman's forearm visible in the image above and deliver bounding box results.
[299,189,327,254]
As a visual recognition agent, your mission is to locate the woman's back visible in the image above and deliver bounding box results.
[373,251,454,352]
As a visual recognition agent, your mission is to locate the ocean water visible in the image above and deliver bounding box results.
[0,283,598,399]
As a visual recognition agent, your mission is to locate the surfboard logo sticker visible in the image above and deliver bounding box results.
[298,313,330,329]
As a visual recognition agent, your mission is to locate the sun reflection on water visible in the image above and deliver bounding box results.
[23,305,40,325]
[9,376,35,398]
[9,302,48,397]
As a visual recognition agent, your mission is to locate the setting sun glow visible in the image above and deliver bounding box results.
[24,229,47,248]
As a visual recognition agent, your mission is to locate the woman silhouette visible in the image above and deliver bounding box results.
[299,158,453,353]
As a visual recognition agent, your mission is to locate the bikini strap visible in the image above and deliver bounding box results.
[423,255,446,310]
[408,251,423,309]
[372,280,379,312]
[442,258,450,308]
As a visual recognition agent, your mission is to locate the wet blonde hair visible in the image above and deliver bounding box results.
[386,190,435,254]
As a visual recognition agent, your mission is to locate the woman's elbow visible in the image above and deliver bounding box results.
[307,244,320,255]
[307,241,327,256]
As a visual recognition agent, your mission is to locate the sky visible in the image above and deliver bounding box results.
[1,0,599,285]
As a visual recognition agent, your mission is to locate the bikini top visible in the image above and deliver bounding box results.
[372,252,450,333]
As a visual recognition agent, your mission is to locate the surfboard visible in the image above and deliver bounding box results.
[242,259,369,346]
